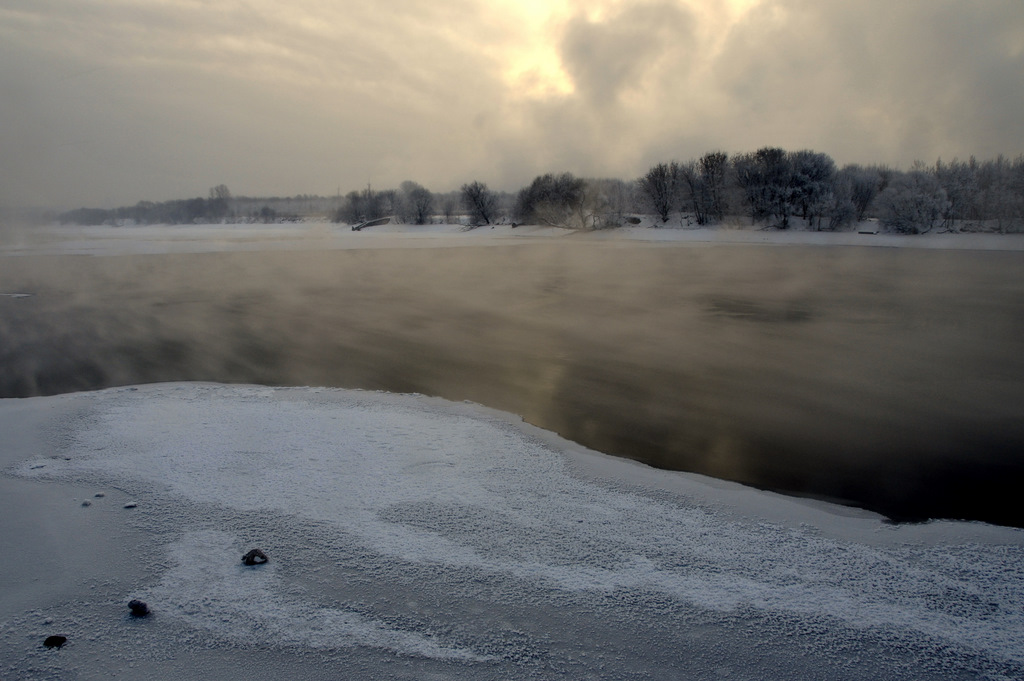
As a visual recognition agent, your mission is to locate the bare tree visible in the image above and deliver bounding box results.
[699,151,729,223]
[209,184,232,200]
[460,181,498,225]
[398,181,434,224]
[440,193,457,224]
[515,172,587,227]
[335,185,385,224]
[677,161,708,225]
[638,162,680,223]
[825,172,857,231]
[678,154,729,226]
[207,184,232,221]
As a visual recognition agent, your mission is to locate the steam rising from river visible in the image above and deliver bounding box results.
[2,226,1023,524]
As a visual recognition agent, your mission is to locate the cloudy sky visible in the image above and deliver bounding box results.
[1,0,1022,208]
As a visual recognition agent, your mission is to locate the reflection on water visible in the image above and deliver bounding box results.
[2,242,1023,525]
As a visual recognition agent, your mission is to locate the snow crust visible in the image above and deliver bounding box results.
[7,383,1024,678]
[144,528,487,661]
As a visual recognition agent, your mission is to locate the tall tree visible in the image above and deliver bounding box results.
[698,151,729,223]
[209,184,232,200]
[400,181,435,225]
[335,185,385,225]
[515,172,586,227]
[440,193,457,224]
[934,157,978,229]
[789,150,836,228]
[678,160,709,225]
[733,147,793,227]
[678,153,729,226]
[460,181,498,225]
[638,162,680,223]
[840,165,883,222]
[825,171,857,231]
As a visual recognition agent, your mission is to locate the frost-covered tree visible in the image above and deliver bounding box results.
[587,177,633,228]
[934,158,978,229]
[975,156,1015,232]
[825,171,857,231]
[838,165,883,222]
[460,181,498,225]
[878,170,950,234]
[789,150,836,228]
[974,155,1024,232]
[733,147,794,228]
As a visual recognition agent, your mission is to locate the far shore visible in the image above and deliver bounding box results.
[3,219,1024,257]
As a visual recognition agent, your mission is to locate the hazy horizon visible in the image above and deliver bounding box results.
[2,0,1022,209]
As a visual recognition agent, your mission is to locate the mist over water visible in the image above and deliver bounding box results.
[2,237,1023,525]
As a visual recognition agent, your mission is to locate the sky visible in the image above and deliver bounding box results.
[1,0,1022,209]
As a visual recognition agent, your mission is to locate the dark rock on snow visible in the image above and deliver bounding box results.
[241,548,268,565]
[43,635,67,648]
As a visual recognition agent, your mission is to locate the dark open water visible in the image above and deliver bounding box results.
[2,241,1023,525]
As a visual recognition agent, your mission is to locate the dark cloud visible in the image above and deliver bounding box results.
[712,0,1024,164]
[559,1,694,106]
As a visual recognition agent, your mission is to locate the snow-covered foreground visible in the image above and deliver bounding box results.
[2,384,1022,680]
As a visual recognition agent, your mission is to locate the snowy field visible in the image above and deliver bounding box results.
[1,222,1023,679]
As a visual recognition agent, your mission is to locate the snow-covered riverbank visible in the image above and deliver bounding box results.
[2,383,1022,680]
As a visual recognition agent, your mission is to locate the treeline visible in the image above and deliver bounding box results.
[60,196,232,226]
[58,150,1024,233]
[334,150,1024,234]
[58,185,343,226]
[674,149,1024,234]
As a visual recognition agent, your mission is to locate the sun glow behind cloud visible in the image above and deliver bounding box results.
[490,0,574,97]
[494,0,763,101]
